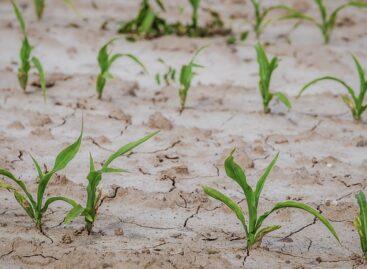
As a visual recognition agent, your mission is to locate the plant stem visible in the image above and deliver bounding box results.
[85,219,94,234]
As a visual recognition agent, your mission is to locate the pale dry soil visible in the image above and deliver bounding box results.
[1,0,367,268]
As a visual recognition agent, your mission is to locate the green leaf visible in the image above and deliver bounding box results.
[0,179,16,192]
[224,150,253,196]
[101,167,128,173]
[203,186,248,234]
[89,153,95,173]
[0,168,36,208]
[342,95,355,111]
[139,9,155,34]
[254,153,279,207]
[109,53,147,73]
[224,150,257,232]
[30,155,44,179]
[352,55,367,102]
[11,0,26,35]
[31,57,47,101]
[103,131,159,169]
[315,0,327,22]
[33,0,45,19]
[257,200,340,243]
[356,191,367,251]
[298,76,357,103]
[64,204,84,224]
[254,225,281,243]
[274,92,292,109]
[52,125,83,172]
[14,191,35,219]
[42,196,84,224]
[155,0,166,11]
[240,31,249,42]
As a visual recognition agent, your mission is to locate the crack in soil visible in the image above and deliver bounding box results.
[183,205,201,228]
[123,220,177,230]
[11,150,23,163]
[98,186,121,208]
[280,205,322,241]
[0,242,15,260]
[336,178,363,188]
[20,253,59,261]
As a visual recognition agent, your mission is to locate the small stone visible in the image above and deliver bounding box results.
[147,112,173,130]
[356,140,367,147]
[61,234,73,244]
[207,249,219,254]
[7,121,25,130]
[114,228,124,236]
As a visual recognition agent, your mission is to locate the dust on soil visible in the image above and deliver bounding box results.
[1,0,367,268]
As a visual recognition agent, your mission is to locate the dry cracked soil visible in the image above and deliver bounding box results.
[1,0,367,268]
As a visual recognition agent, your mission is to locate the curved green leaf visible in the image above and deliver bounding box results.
[274,92,292,109]
[356,191,367,252]
[0,168,36,208]
[298,76,357,103]
[31,57,47,101]
[11,0,26,35]
[203,186,248,234]
[52,125,83,172]
[254,153,279,207]
[257,200,340,243]
[103,131,159,169]
[254,225,281,243]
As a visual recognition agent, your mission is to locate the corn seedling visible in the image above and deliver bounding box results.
[355,191,367,259]
[118,0,230,39]
[298,56,367,121]
[255,43,291,113]
[281,0,367,44]
[189,0,200,30]
[250,0,302,39]
[118,0,172,40]
[178,46,206,113]
[227,31,249,45]
[96,38,146,99]
[71,131,158,234]
[203,150,340,253]
[186,1,230,37]
[155,58,176,86]
[0,127,85,231]
[33,0,79,20]
[12,1,47,100]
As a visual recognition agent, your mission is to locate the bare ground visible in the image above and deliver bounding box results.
[1,0,367,268]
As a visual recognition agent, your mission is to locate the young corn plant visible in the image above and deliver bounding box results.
[96,38,146,100]
[203,150,340,253]
[185,1,230,37]
[12,1,47,100]
[118,0,172,40]
[298,56,367,121]
[189,0,200,30]
[178,46,206,113]
[0,127,85,231]
[355,191,367,259]
[255,43,291,113]
[75,131,158,234]
[282,0,367,44]
[250,0,302,39]
[155,58,176,87]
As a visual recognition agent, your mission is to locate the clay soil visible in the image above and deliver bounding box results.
[1,0,367,268]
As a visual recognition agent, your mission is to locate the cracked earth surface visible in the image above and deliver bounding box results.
[1,0,367,268]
